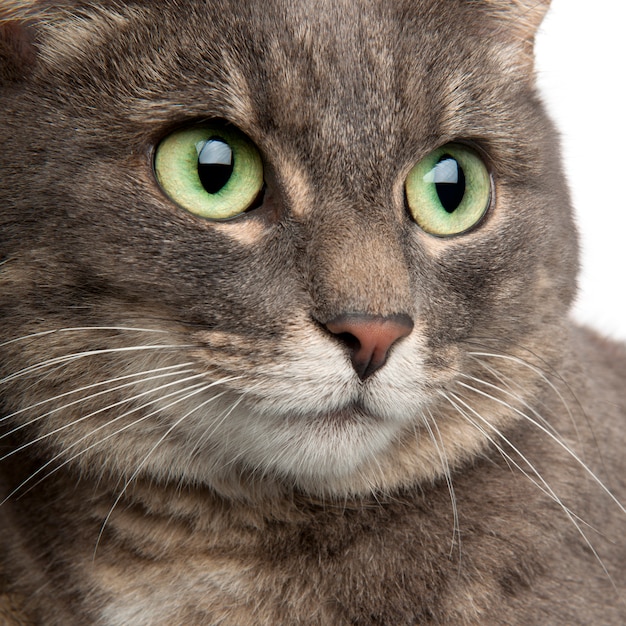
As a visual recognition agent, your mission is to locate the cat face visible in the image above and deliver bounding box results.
[0,0,575,497]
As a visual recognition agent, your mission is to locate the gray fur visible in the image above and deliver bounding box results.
[0,1,624,624]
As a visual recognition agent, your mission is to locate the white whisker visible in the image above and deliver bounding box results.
[457,370,561,439]
[442,389,615,588]
[0,344,195,386]
[467,350,579,440]
[93,376,242,558]
[456,380,626,516]
[189,381,263,462]
[2,377,236,506]
[423,407,460,559]
[443,391,577,519]
[0,372,207,461]
[0,326,170,349]
[0,362,194,425]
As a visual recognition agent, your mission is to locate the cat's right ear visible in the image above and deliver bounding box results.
[0,1,41,84]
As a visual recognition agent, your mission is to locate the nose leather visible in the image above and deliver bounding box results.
[325,313,414,380]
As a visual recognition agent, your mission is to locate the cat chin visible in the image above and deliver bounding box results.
[167,401,409,494]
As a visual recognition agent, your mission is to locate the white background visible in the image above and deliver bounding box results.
[535,1,626,340]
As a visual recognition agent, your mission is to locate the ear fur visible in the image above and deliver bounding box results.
[478,0,551,41]
[0,1,41,83]
[467,0,550,69]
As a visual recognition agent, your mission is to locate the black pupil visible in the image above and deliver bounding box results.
[197,138,234,194]
[434,155,465,213]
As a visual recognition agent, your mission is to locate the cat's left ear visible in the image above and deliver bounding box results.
[0,1,40,84]
[479,0,550,42]
[478,0,550,57]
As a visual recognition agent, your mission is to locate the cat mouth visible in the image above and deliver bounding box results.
[314,402,382,425]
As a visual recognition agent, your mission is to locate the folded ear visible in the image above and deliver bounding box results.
[478,0,551,40]
[466,0,550,71]
[0,1,41,84]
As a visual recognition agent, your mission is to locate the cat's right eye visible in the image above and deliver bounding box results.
[154,124,264,220]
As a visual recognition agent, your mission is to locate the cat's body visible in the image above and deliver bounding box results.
[0,0,625,624]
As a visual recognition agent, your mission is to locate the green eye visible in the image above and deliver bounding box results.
[154,124,264,220]
[405,143,491,236]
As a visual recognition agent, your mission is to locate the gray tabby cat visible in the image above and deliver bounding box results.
[0,0,625,624]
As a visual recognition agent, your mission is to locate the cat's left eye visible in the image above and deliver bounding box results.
[154,124,264,220]
[405,143,491,236]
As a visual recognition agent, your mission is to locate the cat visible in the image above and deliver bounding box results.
[1,0,625,624]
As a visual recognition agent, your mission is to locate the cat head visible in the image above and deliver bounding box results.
[0,0,577,498]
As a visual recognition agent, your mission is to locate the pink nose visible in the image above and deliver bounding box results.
[325,313,413,380]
